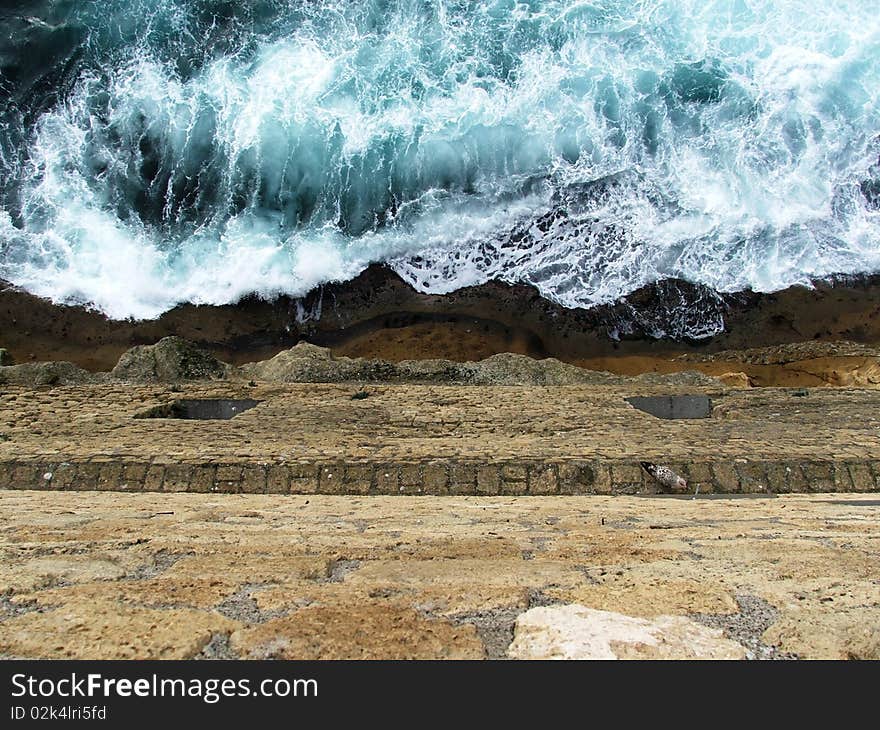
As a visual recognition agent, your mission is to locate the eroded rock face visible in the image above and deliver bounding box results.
[718,372,753,388]
[762,608,880,660]
[507,604,745,660]
[679,340,880,364]
[111,336,228,382]
[789,357,880,387]
[0,361,96,386]
[238,342,723,386]
[0,348,13,366]
[238,342,395,383]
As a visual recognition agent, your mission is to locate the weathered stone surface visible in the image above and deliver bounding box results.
[0,361,96,387]
[508,605,745,659]
[718,371,752,388]
[549,578,737,618]
[0,599,237,659]
[0,556,126,595]
[679,340,880,366]
[0,492,877,659]
[111,337,228,382]
[530,465,558,495]
[763,608,880,660]
[231,605,485,660]
[1,383,879,495]
[237,342,722,387]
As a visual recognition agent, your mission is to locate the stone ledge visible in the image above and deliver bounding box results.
[1,458,877,495]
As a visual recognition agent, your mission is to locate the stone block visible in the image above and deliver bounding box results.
[143,465,165,492]
[74,462,101,491]
[120,463,149,491]
[448,463,476,495]
[241,466,267,494]
[476,466,501,495]
[711,463,741,493]
[265,466,290,495]
[189,465,217,493]
[735,462,768,493]
[558,461,596,495]
[51,463,78,490]
[530,465,558,495]
[344,464,373,494]
[162,464,192,492]
[423,463,448,493]
[801,462,835,492]
[214,464,242,492]
[400,465,422,488]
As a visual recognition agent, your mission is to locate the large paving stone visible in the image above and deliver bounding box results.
[230,604,485,659]
[508,604,745,660]
[0,599,237,659]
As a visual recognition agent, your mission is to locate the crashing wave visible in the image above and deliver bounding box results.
[0,0,878,337]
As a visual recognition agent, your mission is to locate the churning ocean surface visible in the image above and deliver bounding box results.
[0,1,879,335]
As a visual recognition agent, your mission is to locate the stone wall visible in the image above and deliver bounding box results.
[2,458,877,495]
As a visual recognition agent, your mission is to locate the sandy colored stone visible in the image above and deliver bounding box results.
[508,605,745,660]
[543,531,682,564]
[718,372,753,388]
[13,577,240,610]
[689,539,877,582]
[763,608,880,659]
[0,492,878,659]
[0,598,237,659]
[231,604,485,659]
[548,578,737,618]
[348,558,582,590]
[756,578,880,613]
[165,553,332,582]
[252,580,530,618]
[3,382,880,474]
[388,536,524,560]
[111,337,228,382]
[787,357,880,388]
[0,556,126,594]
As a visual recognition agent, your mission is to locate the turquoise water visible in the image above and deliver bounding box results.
[0,1,878,334]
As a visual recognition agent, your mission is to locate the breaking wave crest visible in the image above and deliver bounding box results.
[1,0,879,336]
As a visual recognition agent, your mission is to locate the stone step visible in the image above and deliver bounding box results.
[1,458,877,495]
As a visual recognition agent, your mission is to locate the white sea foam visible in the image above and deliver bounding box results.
[0,0,878,332]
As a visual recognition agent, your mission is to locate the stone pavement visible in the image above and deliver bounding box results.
[0,492,877,659]
[1,382,880,494]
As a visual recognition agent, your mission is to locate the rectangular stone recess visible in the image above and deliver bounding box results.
[135,399,261,421]
[626,395,711,420]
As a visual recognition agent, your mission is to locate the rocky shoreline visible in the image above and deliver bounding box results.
[2,334,879,391]
[2,267,880,377]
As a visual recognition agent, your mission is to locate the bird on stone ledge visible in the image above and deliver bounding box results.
[640,462,688,492]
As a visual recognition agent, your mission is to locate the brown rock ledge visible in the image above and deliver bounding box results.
[3,267,880,373]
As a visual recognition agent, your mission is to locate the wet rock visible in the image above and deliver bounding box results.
[789,357,880,387]
[508,604,745,659]
[680,340,880,365]
[111,336,228,382]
